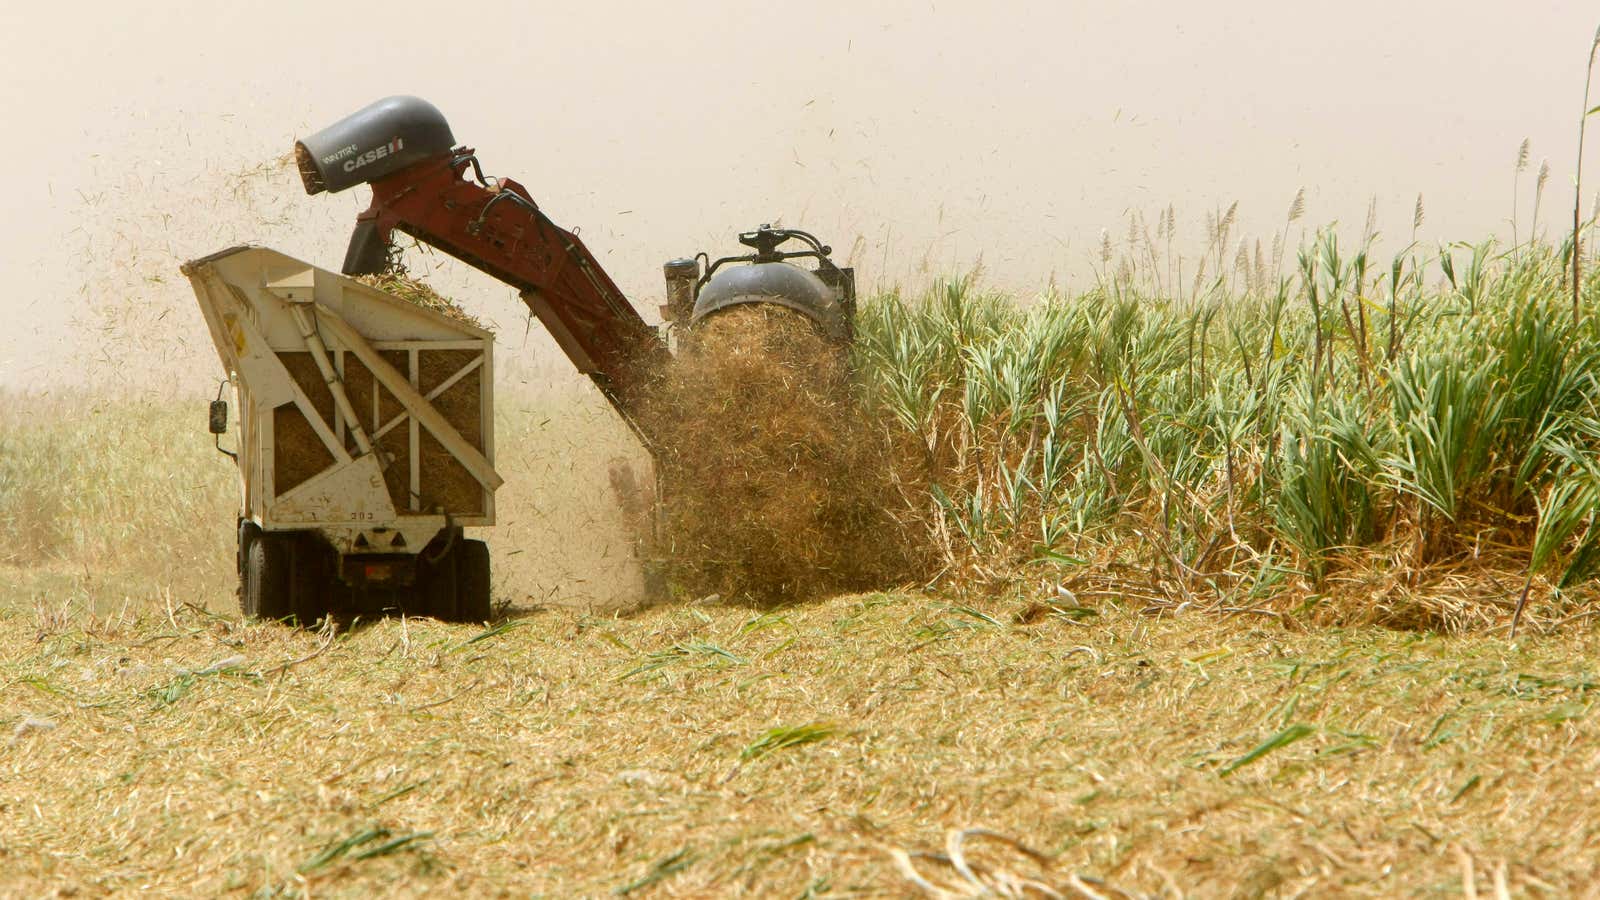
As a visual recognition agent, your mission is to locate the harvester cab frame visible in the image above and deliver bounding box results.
[660,225,857,347]
[185,94,858,625]
[702,225,856,337]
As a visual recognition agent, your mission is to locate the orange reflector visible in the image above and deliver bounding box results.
[364,563,393,581]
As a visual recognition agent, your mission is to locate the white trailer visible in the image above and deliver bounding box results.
[182,246,502,623]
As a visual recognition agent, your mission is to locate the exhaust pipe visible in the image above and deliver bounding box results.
[661,258,700,326]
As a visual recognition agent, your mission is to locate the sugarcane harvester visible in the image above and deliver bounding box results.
[187,95,855,624]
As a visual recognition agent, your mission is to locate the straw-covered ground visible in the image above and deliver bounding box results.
[5,593,1599,897]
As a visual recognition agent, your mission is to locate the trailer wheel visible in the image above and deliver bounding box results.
[242,533,293,621]
[421,547,459,622]
[457,540,492,622]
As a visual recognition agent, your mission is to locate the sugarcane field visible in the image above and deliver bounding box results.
[8,3,1600,897]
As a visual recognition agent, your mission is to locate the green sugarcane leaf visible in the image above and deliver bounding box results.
[1219,723,1315,777]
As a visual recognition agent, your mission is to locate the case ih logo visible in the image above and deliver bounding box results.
[320,144,358,165]
[333,137,405,173]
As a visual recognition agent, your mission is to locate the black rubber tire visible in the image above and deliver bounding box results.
[457,539,492,623]
[420,547,459,622]
[289,536,328,628]
[242,532,293,621]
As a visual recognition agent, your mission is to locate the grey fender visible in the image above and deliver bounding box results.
[690,263,849,342]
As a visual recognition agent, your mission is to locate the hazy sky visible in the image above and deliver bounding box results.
[1,0,1595,390]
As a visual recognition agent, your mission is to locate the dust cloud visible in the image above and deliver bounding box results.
[1,0,1593,610]
[641,306,924,604]
[2,0,1594,388]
